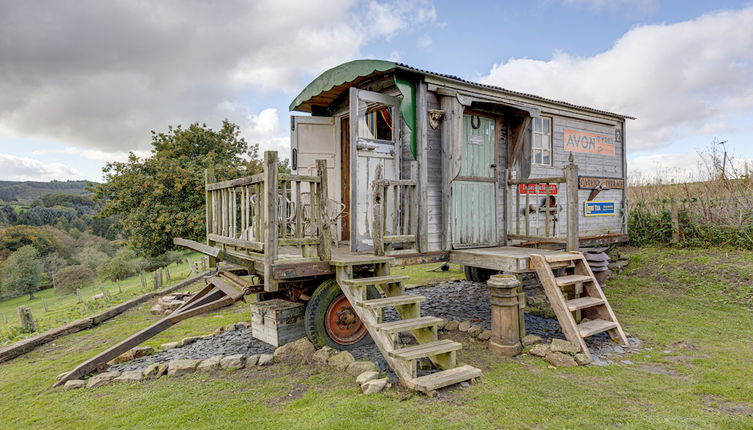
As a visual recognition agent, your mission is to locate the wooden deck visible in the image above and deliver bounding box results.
[449,246,570,273]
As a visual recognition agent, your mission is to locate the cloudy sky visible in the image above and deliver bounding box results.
[0,0,751,181]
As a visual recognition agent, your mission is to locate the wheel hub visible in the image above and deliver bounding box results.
[324,294,367,345]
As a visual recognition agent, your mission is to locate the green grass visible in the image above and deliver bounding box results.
[1,246,753,429]
[0,253,202,346]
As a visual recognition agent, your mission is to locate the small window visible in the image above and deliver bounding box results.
[532,117,552,166]
[359,106,393,141]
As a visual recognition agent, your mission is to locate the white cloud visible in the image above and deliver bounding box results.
[629,149,753,183]
[479,7,753,152]
[418,35,433,48]
[562,0,658,12]
[0,0,437,159]
[0,154,83,181]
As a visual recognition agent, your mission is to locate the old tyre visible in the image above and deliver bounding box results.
[305,278,376,350]
[464,266,497,283]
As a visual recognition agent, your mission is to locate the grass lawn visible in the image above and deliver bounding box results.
[0,253,201,346]
[1,247,752,429]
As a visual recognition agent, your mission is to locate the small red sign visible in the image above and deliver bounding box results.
[519,183,558,195]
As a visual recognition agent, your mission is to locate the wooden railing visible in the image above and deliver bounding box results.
[371,161,419,256]
[205,152,331,288]
[507,155,579,251]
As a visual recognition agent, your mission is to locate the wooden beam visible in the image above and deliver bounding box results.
[564,153,580,251]
[263,151,279,292]
[416,80,429,252]
[205,173,265,191]
[316,159,332,260]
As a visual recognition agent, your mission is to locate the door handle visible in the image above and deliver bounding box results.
[490,164,497,168]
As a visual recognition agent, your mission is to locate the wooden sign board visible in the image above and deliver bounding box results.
[584,200,617,217]
[519,183,558,195]
[578,176,625,190]
[564,128,615,156]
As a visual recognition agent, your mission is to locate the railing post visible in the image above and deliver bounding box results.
[263,151,279,291]
[371,164,385,256]
[205,168,217,268]
[410,161,419,245]
[564,153,580,251]
[316,159,332,260]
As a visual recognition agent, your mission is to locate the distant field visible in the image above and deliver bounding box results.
[0,253,201,346]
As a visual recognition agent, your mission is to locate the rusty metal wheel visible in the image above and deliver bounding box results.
[304,278,375,350]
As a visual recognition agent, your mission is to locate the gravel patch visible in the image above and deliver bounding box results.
[111,278,641,377]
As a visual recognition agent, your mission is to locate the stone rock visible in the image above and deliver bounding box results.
[219,354,245,370]
[236,321,252,329]
[346,360,378,377]
[478,330,492,341]
[467,325,483,336]
[198,355,223,372]
[312,346,335,364]
[574,353,592,366]
[550,339,580,355]
[161,342,180,351]
[92,293,105,300]
[167,359,201,376]
[355,371,380,385]
[328,351,355,371]
[131,346,154,358]
[257,353,275,366]
[86,371,120,388]
[225,323,237,332]
[545,352,578,368]
[274,337,316,363]
[529,343,550,357]
[436,319,447,330]
[64,379,85,390]
[458,321,472,332]
[522,334,542,346]
[246,354,260,366]
[150,304,164,315]
[114,370,144,382]
[212,327,225,336]
[107,350,134,365]
[56,371,70,382]
[361,377,389,394]
[144,363,168,379]
[180,336,202,347]
[444,320,460,331]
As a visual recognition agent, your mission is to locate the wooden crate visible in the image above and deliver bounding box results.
[250,299,305,347]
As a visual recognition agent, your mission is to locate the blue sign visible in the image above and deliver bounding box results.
[584,200,616,217]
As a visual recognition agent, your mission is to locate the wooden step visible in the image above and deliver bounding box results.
[358,294,425,309]
[555,274,593,287]
[578,319,618,337]
[389,339,462,361]
[545,253,582,263]
[566,296,605,311]
[409,365,482,392]
[374,316,443,334]
[340,275,410,287]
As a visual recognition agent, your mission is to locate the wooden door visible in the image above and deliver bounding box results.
[290,115,337,199]
[349,88,400,252]
[451,113,497,248]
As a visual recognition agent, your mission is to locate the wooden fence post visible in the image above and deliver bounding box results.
[116,279,122,294]
[165,267,172,283]
[205,168,217,268]
[139,272,147,290]
[76,288,82,304]
[371,164,385,256]
[670,198,680,244]
[263,151,279,292]
[2,313,7,324]
[316,159,332,260]
[17,306,35,332]
[153,270,162,290]
[564,153,580,252]
[42,299,48,312]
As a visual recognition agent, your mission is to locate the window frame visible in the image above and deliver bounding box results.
[531,116,553,167]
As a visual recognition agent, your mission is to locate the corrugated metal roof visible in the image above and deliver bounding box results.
[289,59,635,120]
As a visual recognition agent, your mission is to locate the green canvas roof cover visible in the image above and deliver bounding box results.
[289,59,397,112]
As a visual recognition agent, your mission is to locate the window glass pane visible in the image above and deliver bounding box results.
[542,150,551,165]
[543,118,551,134]
[534,150,542,165]
[533,118,542,133]
[358,104,393,141]
[533,133,542,149]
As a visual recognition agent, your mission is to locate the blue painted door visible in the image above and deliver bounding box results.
[451,113,497,248]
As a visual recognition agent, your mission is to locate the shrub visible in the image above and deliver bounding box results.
[1,246,43,300]
[76,246,109,271]
[98,254,135,282]
[54,265,95,294]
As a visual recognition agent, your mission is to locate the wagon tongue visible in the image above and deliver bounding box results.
[52,270,258,388]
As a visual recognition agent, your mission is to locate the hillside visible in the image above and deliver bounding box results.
[0,180,93,203]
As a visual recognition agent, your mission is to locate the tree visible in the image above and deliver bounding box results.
[92,121,261,256]
[2,246,43,300]
[76,246,109,271]
[98,248,136,282]
[54,265,95,294]
[42,252,67,289]
[0,225,59,257]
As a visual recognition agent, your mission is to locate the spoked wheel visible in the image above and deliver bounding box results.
[305,278,375,350]
[464,266,497,283]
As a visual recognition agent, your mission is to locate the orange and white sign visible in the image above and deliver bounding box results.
[564,128,615,156]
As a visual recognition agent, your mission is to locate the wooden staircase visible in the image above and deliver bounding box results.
[332,255,481,394]
[530,252,628,360]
